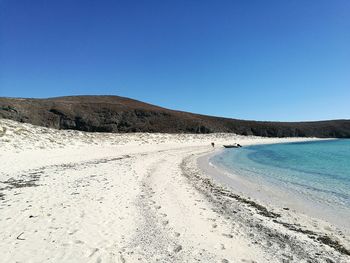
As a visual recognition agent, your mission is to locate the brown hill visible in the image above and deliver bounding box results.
[0,95,349,138]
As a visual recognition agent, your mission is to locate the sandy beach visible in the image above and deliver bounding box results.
[1,119,349,263]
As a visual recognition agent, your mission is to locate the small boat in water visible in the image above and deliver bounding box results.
[223,144,242,148]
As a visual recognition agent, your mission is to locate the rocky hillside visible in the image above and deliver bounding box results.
[0,96,349,137]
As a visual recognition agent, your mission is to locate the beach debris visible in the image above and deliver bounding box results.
[173,245,182,253]
[88,248,99,258]
[317,235,350,256]
[16,232,25,240]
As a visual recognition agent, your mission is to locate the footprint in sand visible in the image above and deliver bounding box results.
[68,229,78,235]
[118,254,126,263]
[222,233,233,239]
[173,245,182,253]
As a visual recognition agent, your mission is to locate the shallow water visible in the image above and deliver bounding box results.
[211,140,350,217]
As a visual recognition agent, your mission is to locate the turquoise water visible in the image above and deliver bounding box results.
[211,140,350,212]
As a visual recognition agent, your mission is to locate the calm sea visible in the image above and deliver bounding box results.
[211,140,350,218]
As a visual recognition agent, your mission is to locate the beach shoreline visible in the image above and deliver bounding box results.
[1,119,349,262]
[197,140,350,234]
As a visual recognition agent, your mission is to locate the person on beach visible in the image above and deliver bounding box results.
[211,142,215,148]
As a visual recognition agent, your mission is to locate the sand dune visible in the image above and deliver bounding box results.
[0,119,349,262]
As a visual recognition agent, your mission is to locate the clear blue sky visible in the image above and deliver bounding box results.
[1,0,349,121]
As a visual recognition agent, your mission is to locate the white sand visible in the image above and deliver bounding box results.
[0,119,349,262]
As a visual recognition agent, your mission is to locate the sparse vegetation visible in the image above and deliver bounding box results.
[0,126,6,137]
[14,128,28,135]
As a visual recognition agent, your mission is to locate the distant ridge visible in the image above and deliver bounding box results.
[0,95,349,138]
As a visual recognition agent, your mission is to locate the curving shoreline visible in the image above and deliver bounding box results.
[196,146,350,257]
[198,141,350,233]
[1,119,349,262]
